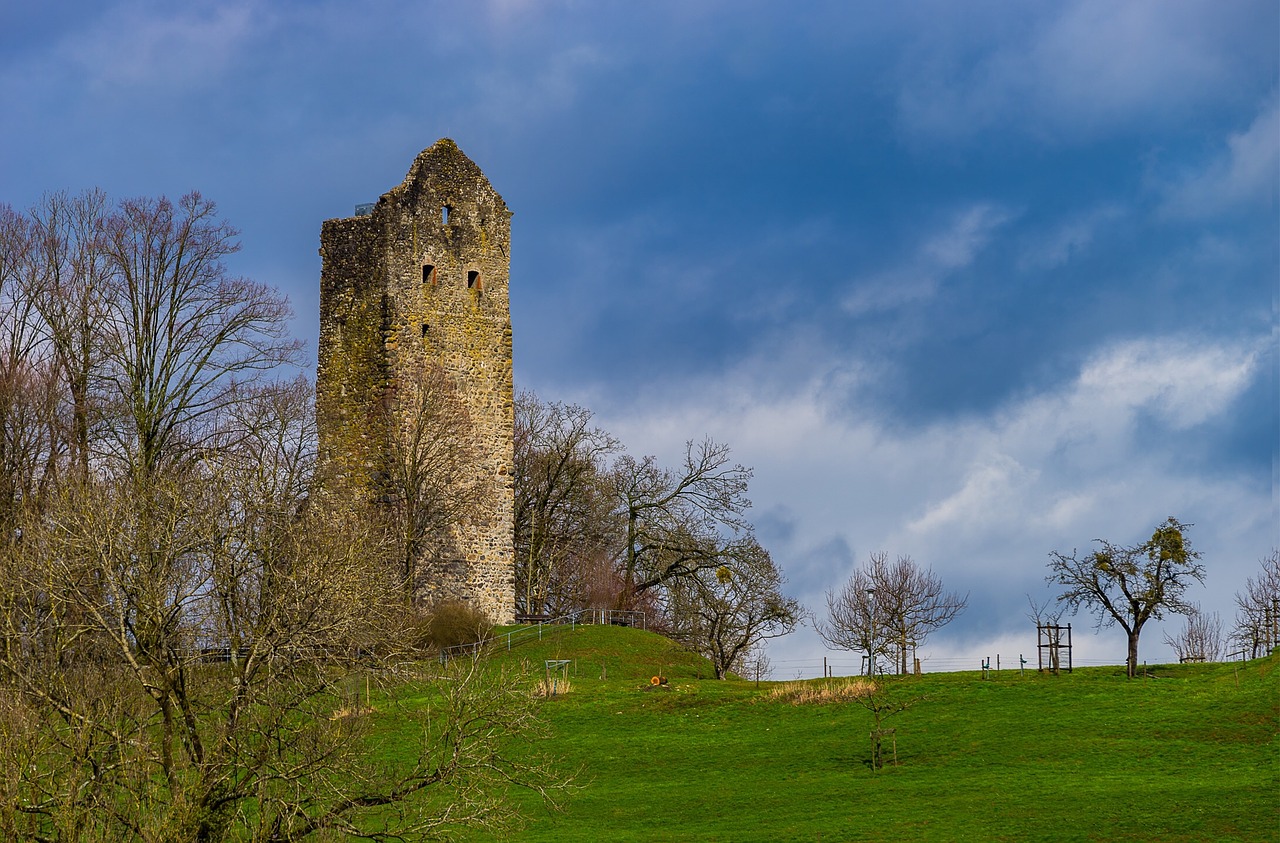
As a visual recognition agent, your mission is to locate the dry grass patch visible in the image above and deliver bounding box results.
[330,705,376,720]
[766,678,876,705]
[536,677,573,698]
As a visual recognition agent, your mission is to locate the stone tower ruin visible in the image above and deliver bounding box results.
[316,139,514,623]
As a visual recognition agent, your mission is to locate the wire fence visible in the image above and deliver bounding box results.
[439,609,646,662]
[766,653,1179,679]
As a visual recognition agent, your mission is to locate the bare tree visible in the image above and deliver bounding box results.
[741,645,772,686]
[513,391,619,615]
[818,553,966,676]
[845,679,927,771]
[1026,592,1068,672]
[614,438,752,597]
[1163,604,1223,663]
[1025,593,1065,627]
[874,554,968,675]
[1231,550,1279,658]
[97,192,302,478]
[27,189,112,479]
[667,536,801,679]
[381,362,481,604]
[1048,517,1205,678]
[0,475,565,840]
[0,204,63,537]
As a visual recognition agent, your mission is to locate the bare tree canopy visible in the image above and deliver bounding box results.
[513,391,620,615]
[0,203,61,534]
[819,553,967,675]
[1048,516,1205,678]
[1163,604,1223,663]
[97,192,303,477]
[381,361,481,603]
[26,189,112,478]
[614,437,752,596]
[666,536,801,679]
[511,393,798,649]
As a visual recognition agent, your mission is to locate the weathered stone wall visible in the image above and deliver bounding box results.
[316,139,515,623]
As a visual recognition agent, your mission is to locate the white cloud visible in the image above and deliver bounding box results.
[924,203,1011,268]
[591,330,1272,675]
[841,203,1011,316]
[1018,204,1124,271]
[1161,93,1280,218]
[1073,338,1261,429]
[897,1,1266,141]
[908,454,1036,536]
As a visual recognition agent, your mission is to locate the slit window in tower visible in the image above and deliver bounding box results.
[467,270,481,290]
[422,264,436,285]
[442,205,452,224]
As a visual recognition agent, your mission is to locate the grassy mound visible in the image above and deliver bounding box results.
[489,623,721,683]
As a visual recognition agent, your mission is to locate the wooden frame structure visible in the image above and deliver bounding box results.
[1037,623,1072,674]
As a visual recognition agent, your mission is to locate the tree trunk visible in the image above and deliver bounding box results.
[1127,629,1140,678]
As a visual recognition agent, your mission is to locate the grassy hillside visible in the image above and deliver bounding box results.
[440,626,1277,842]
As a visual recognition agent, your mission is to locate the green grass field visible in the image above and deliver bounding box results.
[419,625,1278,842]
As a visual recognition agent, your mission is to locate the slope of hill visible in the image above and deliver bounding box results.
[458,625,1277,842]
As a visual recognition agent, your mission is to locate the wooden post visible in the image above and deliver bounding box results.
[870,728,897,770]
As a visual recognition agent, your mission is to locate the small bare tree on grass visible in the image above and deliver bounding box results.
[853,680,925,772]
[1164,604,1223,663]
[819,553,967,676]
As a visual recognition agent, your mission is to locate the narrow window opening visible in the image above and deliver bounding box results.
[422,263,436,285]
[442,205,452,224]
[421,323,429,338]
[467,270,481,290]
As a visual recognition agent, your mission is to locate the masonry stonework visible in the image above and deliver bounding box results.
[316,139,515,623]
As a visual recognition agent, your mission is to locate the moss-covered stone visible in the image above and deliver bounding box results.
[316,139,515,622]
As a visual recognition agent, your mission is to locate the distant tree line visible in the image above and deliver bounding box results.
[811,522,1276,680]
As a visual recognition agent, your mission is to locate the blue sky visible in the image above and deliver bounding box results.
[3,0,1276,673]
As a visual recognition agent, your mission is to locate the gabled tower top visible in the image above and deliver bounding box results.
[380,138,510,219]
